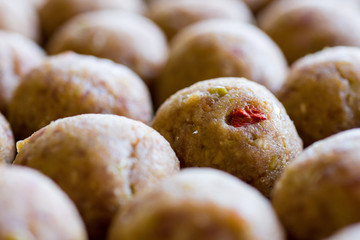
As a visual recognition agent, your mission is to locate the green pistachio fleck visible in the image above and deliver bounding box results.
[209,86,227,97]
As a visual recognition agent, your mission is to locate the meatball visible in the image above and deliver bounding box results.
[108,168,285,240]
[40,0,145,39]
[156,19,288,106]
[0,113,15,164]
[272,129,360,240]
[147,0,253,40]
[8,52,152,140]
[152,78,302,197]
[258,0,360,63]
[47,10,168,85]
[14,114,180,240]
[0,165,87,240]
[326,224,360,240]
[0,0,40,42]
[278,46,360,146]
[0,31,45,114]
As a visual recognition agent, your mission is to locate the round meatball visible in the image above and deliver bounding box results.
[108,168,285,240]
[272,129,360,240]
[258,0,360,63]
[278,46,360,146]
[152,78,302,197]
[0,113,15,164]
[8,52,152,140]
[47,10,168,84]
[0,165,87,240]
[147,0,253,40]
[156,19,288,106]
[14,114,180,240]
[326,224,360,240]
[0,31,45,114]
[40,0,145,40]
[0,0,40,42]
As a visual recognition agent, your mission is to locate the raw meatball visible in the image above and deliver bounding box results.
[156,19,288,106]
[272,129,360,240]
[0,165,87,240]
[0,0,40,42]
[0,113,14,164]
[40,0,145,39]
[108,168,285,240]
[326,224,360,240]
[0,31,45,114]
[47,10,168,85]
[14,114,180,240]
[258,0,360,63]
[152,78,302,197]
[278,46,360,146]
[8,52,152,140]
[147,0,253,40]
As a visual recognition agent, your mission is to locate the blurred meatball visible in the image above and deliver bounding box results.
[278,46,360,146]
[0,113,14,164]
[156,19,288,106]
[153,78,302,197]
[147,0,253,40]
[108,168,284,240]
[9,52,152,140]
[0,31,45,114]
[47,10,168,85]
[258,0,360,63]
[40,0,145,40]
[0,165,87,240]
[14,114,180,240]
[273,129,360,240]
[0,0,40,42]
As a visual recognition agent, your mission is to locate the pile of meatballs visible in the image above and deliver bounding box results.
[2,0,360,239]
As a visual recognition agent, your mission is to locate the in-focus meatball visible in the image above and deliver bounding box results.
[273,129,360,240]
[278,46,360,146]
[0,165,87,240]
[14,114,179,240]
[156,19,288,106]
[153,78,302,197]
[40,0,145,39]
[258,0,360,63]
[9,52,152,140]
[47,10,168,85]
[0,0,40,42]
[147,0,253,40]
[0,31,45,114]
[108,168,285,240]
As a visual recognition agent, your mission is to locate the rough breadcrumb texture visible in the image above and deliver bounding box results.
[14,114,179,240]
[153,77,303,197]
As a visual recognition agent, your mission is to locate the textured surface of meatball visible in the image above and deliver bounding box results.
[47,10,168,84]
[0,31,45,114]
[326,224,360,240]
[40,0,145,39]
[0,0,40,42]
[258,0,360,63]
[156,19,288,106]
[147,0,253,40]
[0,113,15,164]
[153,78,302,197]
[108,168,284,240]
[273,129,360,240]
[9,52,152,140]
[278,46,360,146]
[14,114,179,240]
[0,166,87,240]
